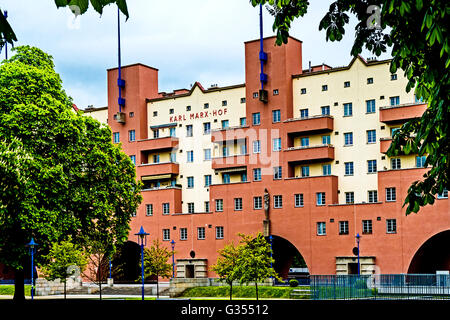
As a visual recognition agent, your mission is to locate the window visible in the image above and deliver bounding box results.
[272,109,281,123]
[163,203,170,215]
[130,155,136,165]
[391,158,401,170]
[316,192,326,206]
[368,160,377,173]
[344,103,353,116]
[300,137,309,147]
[170,127,176,137]
[128,130,136,142]
[415,95,423,103]
[153,129,159,139]
[253,168,262,181]
[367,130,376,144]
[362,220,372,234]
[301,166,310,177]
[188,203,195,214]
[386,219,397,234]
[344,132,353,146]
[222,173,230,184]
[216,226,224,239]
[240,97,246,103]
[204,103,209,109]
[240,117,247,126]
[131,210,137,217]
[301,88,307,94]
[367,77,374,84]
[273,195,283,208]
[204,201,210,213]
[416,156,426,168]
[300,108,309,119]
[163,229,170,241]
[222,146,230,157]
[203,122,211,134]
[180,228,188,240]
[386,187,396,202]
[437,189,448,199]
[322,85,328,91]
[153,154,160,164]
[146,204,153,216]
[345,162,354,175]
[322,164,331,176]
[187,150,194,163]
[153,111,158,117]
[391,74,397,81]
[339,221,349,235]
[391,127,400,137]
[197,227,205,240]
[186,105,191,111]
[322,135,331,145]
[273,89,279,95]
[317,222,326,235]
[234,198,243,211]
[254,196,263,209]
[390,96,400,106]
[222,100,227,106]
[204,175,212,187]
[240,144,247,155]
[252,112,261,125]
[204,148,211,161]
[321,106,330,115]
[273,138,282,151]
[113,132,120,143]
[215,199,223,212]
[366,99,376,113]
[187,176,194,188]
[129,112,135,117]
[253,92,259,98]
[345,192,355,204]
[295,194,304,207]
[368,190,378,203]
[344,81,350,88]
[253,140,261,154]
[186,125,193,137]
[274,166,282,180]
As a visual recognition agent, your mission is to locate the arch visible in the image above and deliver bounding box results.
[266,235,309,279]
[110,241,141,283]
[407,230,450,274]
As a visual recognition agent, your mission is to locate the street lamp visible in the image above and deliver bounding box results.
[170,240,176,278]
[26,238,38,300]
[355,233,361,276]
[135,226,149,301]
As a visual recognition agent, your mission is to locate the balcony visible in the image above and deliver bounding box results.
[137,136,179,152]
[136,162,179,179]
[284,144,335,164]
[140,186,182,213]
[211,126,249,143]
[284,115,334,136]
[212,154,248,171]
[379,103,427,124]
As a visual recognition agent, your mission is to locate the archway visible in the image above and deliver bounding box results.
[408,230,450,274]
[110,241,141,283]
[266,235,308,280]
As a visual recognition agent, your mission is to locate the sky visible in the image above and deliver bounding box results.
[1,0,391,110]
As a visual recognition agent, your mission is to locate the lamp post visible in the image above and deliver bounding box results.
[135,226,149,301]
[170,240,176,278]
[26,238,38,300]
[3,11,8,60]
[355,233,361,276]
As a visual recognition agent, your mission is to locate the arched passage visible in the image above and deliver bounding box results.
[408,230,450,274]
[266,235,309,279]
[111,241,141,283]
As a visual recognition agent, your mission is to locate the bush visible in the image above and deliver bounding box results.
[289,279,299,287]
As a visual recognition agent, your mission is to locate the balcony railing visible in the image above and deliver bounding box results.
[284,115,334,136]
[284,144,335,164]
[137,162,179,178]
[379,102,427,124]
[137,136,179,152]
[212,154,248,170]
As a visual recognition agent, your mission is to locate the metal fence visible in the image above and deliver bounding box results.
[311,274,450,300]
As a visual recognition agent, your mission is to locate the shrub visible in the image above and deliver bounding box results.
[289,279,299,287]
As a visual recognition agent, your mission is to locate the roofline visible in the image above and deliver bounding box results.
[146,82,246,103]
[244,35,303,44]
[83,106,108,112]
[107,63,159,72]
[292,56,392,79]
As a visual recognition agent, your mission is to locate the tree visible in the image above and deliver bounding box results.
[140,239,173,299]
[39,236,88,299]
[236,233,280,300]
[0,45,142,301]
[251,0,449,215]
[0,1,129,51]
[211,241,243,300]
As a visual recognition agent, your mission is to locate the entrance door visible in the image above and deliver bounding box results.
[185,265,195,278]
[348,263,358,275]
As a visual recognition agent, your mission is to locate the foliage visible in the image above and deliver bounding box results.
[289,279,299,287]
[179,286,310,299]
[250,0,449,214]
[82,234,110,300]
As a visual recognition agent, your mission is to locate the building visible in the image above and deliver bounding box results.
[86,36,449,279]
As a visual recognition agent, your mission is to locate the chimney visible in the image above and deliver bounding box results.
[309,61,311,73]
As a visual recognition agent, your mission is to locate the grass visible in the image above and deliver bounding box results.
[0,285,31,296]
[179,286,310,299]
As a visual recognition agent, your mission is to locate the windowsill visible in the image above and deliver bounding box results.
[343,144,353,147]
[273,207,283,209]
[367,142,376,145]
[386,232,397,234]
[343,115,353,117]
[367,172,377,174]
[294,206,304,208]
[316,204,326,207]
[344,174,354,177]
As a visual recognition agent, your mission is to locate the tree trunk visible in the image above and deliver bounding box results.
[156,278,159,299]
[64,281,66,300]
[13,268,25,301]
[255,281,258,301]
[230,283,233,300]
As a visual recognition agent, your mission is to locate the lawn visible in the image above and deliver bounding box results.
[179,286,310,299]
[0,285,31,296]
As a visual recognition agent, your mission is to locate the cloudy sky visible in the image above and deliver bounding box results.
[1,0,391,110]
